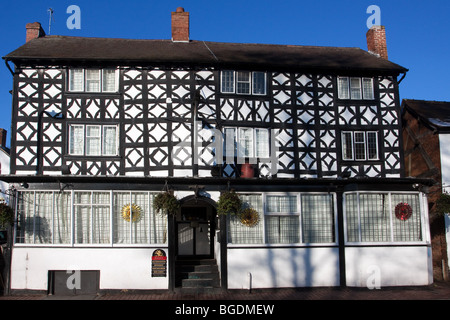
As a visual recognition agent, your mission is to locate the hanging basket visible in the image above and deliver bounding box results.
[394,202,412,221]
[121,203,142,222]
[435,193,450,215]
[217,190,242,216]
[239,208,260,227]
[0,202,14,229]
[153,192,180,216]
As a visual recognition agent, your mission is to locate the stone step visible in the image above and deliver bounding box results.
[175,259,217,265]
[185,271,219,279]
[178,264,219,273]
[182,278,219,288]
[175,287,224,295]
[175,258,221,290]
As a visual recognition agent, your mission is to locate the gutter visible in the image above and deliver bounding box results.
[3,57,15,76]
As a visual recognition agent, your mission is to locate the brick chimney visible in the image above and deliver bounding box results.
[0,129,7,148]
[366,25,388,59]
[26,22,46,43]
[171,7,189,42]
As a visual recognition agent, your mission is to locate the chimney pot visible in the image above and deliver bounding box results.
[26,22,46,43]
[171,8,189,42]
[366,25,388,60]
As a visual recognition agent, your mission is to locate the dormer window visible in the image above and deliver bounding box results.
[221,71,267,95]
[68,68,118,93]
[338,77,374,100]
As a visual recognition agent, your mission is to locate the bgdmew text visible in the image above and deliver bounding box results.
[175,304,275,317]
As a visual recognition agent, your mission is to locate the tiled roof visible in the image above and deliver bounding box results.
[3,36,407,74]
[402,99,450,131]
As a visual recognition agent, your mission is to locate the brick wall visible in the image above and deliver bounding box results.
[403,110,449,281]
[171,8,189,42]
[366,26,388,60]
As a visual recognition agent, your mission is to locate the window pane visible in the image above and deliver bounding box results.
[350,78,362,99]
[362,78,374,99]
[301,194,335,243]
[113,192,152,244]
[256,129,269,158]
[265,216,300,244]
[74,192,110,245]
[86,126,101,156]
[86,69,101,92]
[102,69,117,92]
[345,193,359,242]
[367,132,378,160]
[221,71,234,93]
[338,77,349,99]
[236,71,250,94]
[391,194,422,242]
[342,132,353,160]
[34,192,53,244]
[53,192,71,244]
[359,193,391,242]
[223,128,236,158]
[69,125,84,155]
[253,72,266,95]
[69,69,84,91]
[228,194,263,244]
[266,195,297,213]
[354,132,366,160]
[103,126,118,156]
[238,128,253,157]
[150,194,169,243]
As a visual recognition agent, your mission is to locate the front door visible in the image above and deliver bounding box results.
[176,207,213,258]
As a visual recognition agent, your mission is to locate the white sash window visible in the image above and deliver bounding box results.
[69,124,119,156]
[68,68,118,93]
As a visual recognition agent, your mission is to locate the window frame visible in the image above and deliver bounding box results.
[68,68,119,93]
[337,76,374,100]
[68,124,119,157]
[227,192,338,247]
[220,70,235,94]
[14,190,168,247]
[220,70,267,96]
[344,191,427,245]
[223,127,270,159]
[341,131,379,161]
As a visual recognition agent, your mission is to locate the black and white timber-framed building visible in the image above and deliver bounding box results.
[1,8,433,294]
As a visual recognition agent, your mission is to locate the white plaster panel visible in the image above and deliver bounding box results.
[227,247,340,289]
[10,248,168,291]
[345,246,432,287]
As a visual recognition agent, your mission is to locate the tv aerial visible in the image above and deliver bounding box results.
[48,8,55,35]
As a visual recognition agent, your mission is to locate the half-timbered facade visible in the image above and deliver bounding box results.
[1,9,433,293]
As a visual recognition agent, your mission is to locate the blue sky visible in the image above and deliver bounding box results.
[0,0,449,148]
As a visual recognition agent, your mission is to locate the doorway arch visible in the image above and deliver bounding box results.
[176,195,217,258]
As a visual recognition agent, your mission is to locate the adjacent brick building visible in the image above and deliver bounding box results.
[402,99,450,281]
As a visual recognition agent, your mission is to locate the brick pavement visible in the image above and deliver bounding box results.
[1,281,450,300]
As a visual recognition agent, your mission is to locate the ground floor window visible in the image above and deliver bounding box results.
[15,191,167,245]
[228,193,336,245]
[345,192,423,243]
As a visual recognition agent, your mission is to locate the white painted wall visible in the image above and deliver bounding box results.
[440,134,450,190]
[11,247,169,291]
[345,246,433,287]
[227,247,340,289]
[0,148,10,204]
[439,134,450,272]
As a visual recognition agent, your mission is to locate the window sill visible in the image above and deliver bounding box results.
[66,155,121,159]
[227,243,339,249]
[65,91,122,97]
